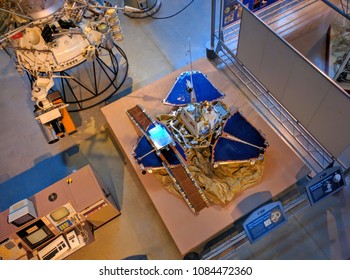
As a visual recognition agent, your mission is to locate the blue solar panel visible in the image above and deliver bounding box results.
[223,112,266,148]
[134,135,163,168]
[133,124,182,169]
[213,137,262,162]
[163,71,224,106]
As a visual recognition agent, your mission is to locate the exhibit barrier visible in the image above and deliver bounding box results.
[209,0,350,173]
[202,166,346,259]
[202,0,350,259]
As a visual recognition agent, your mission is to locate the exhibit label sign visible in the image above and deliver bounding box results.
[243,201,287,243]
[221,0,280,28]
[306,166,345,205]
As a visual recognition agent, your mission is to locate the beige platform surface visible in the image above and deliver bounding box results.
[101,58,306,255]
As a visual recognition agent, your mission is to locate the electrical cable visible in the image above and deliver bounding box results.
[127,0,196,20]
[150,0,195,19]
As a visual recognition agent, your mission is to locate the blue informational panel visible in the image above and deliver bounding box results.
[243,201,287,243]
[306,166,345,205]
[222,0,241,28]
[221,0,279,28]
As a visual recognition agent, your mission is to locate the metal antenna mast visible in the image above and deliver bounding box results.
[187,37,197,104]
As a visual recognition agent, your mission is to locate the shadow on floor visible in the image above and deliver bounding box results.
[0,130,125,212]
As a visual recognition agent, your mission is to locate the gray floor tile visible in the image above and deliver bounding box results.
[236,217,328,260]
[294,187,350,259]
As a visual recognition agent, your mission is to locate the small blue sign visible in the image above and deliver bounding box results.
[306,166,345,205]
[243,201,287,243]
[222,0,241,28]
[221,0,280,28]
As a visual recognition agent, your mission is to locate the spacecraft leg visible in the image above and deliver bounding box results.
[52,44,128,112]
[25,44,128,112]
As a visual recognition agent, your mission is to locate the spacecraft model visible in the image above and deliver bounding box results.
[127,70,269,215]
[0,0,131,143]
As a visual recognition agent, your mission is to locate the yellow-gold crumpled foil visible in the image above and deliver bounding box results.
[153,148,264,205]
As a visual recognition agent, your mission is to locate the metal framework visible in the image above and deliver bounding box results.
[215,0,338,173]
[26,44,128,112]
[201,0,349,260]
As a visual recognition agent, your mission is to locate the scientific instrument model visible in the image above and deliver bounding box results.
[127,70,269,215]
[0,0,130,143]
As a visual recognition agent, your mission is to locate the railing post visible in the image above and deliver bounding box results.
[206,0,217,59]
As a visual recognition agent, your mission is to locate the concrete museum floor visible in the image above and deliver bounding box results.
[0,0,349,260]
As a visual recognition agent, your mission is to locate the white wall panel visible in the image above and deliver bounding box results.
[236,8,350,158]
[307,90,350,157]
[258,31,296,101]
[281,56,331,126]
[236,8,269,80]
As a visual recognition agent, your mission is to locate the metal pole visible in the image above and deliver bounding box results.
[206,0,217,59]
[210,0,216,48]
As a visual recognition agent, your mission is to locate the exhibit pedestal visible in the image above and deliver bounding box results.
[101,58,306,255]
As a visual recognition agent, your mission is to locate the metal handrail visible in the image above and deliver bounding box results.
[202,0,349,260]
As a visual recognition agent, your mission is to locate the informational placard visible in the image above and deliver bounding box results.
[221,0,280,28]
[222,0,241,28]
[306,166,345,205]
[243,201,287,243]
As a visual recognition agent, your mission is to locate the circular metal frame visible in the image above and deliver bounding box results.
[27,44,129,112]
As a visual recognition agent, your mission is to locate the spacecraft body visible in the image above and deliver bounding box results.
[127,71,269,215]
[0,0,125,143]
[2,0,123,74]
